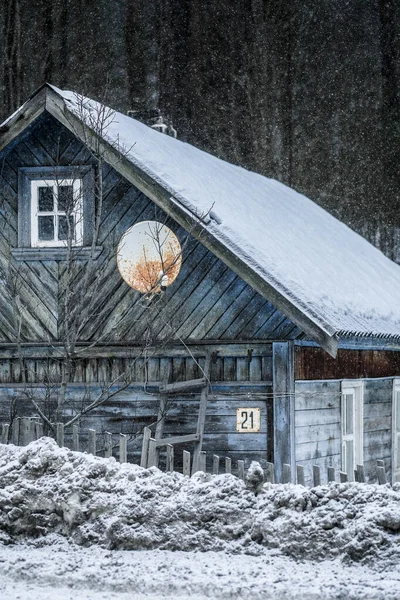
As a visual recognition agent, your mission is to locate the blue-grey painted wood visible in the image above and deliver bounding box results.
[273,342,295,482]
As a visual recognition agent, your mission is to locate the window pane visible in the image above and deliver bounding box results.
[345,440,354,478]
[58,215,74,241]
[58,185,74,212]
[38,216,54,241]
[38,186,54,211]
[344,393,354,435]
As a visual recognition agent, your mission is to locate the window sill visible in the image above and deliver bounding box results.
[11,247,103,261]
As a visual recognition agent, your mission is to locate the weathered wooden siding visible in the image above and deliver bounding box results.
[295,378,394,484]
[0,383,272,468]
[294,380,341,485]
[295,346,400,380]
[0,112,301,349]
[363,378,392,482]
[0,346,273,384]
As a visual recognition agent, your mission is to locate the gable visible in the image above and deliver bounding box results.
[0,112,301,344]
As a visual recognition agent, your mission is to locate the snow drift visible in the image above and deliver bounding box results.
[1,438,400,566]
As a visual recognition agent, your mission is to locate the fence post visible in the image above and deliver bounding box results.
[72,425,80,452]
[12,418,20,446]
[140,427,151,468]
[313,465,321,487]
[339,471,348,483]
[225,457,231,474]
[20,417,32,446]
[183,450,191,476]
[265,462,274,483]
[166,444,174,472]
[119,434,127,463]
[147,438,157,468]
[327,467,335,483]
[104,432,113,458]
[1,424,10,444]
[296,465,305,486]
[199,451,206,473]
[237,460,245,481]
[35,421,44,440]
[282,463,291,484]
[356,464,365,483]
[56,423,64,447]
[88,429,96,455]
[377,466,386,485]
[212,454,219,475]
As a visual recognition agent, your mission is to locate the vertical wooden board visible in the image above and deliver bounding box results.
[236,357,249,382]
[210,356,223,382]
[160,358,172,382]
[172,358,186,382]
[249,357,262,382]
[185,357,199,381]
[223,357,236,382]
[0,360,11,383]
[273,342,295,483]
[147,358,160,382]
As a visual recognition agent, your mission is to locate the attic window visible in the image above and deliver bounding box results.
[14,166,99,260]
[31,179,83,247]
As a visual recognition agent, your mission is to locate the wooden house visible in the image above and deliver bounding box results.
[1,83,400,484]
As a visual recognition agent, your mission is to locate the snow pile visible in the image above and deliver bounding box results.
[1,438,400,566]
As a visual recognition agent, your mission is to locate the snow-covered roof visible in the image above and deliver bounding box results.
[3,83,400,354]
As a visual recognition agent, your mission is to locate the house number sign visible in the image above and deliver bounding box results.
[236,408,260,432]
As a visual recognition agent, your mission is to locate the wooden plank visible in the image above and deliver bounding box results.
[377,466,386,485]
[213,454,220,475]
[313,465,321,487]
[192,355,211,474]
[104,432,113,458]
[225,457,232,475]
[296,465,305,486]
[166,444,174,472]
[1,423,9,444]
[72,424,79,451]
[237,460,245,480]
[265,462,274,483]
[282,463,291,484]
[273,342,295,483]
[340,471,348,483]
[357,464,365,483]
[183,450,191,476]
[20,417,32,446]
[119,434,127,463]
[198,451,206,473]
[88,429,96,455]
[156,433,199,447]
[159,377,207,394]
[328,467,336,482]
[56,422,64,447]
[140,427,151,467]
[147,438,157,468]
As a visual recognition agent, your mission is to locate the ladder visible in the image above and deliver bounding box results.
[154,354,211,474]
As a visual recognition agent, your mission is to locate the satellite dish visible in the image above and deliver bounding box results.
[117,221,182,294]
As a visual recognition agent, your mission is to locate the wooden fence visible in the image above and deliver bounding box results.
[0,417,390,486]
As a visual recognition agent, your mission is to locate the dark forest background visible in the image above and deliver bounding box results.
[1,0,400,260]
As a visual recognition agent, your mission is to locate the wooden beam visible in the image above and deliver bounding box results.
[44,87,338,356]
[273,342,295,484]
[159,377,206,394]
[155,433,199,448]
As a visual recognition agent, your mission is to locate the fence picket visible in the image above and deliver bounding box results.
[357,464,365,483]
[12,418,20,445]
[104,432,113,458]
[327,467,335,482]
[72,425,79,452]
[225,457,232,474]
[313,465,321,487]
[140,427,151,468]
[265,462,274,483]
[35,421,44,440]
[166,444,174,472]
[183,450,191,476]
[296,465,305,486]
[340,471,348,483]
[56,423,64,447]
[147,438,157,468]
[237,460,245,481]
[377,466,386,485]
[1,423,9,444]
[212,454,219,475]
[88,429,96,455]
[119,434,127,463]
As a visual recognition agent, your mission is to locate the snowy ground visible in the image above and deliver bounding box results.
[1,439,400,599]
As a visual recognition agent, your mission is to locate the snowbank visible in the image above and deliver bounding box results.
[1,438,400,567]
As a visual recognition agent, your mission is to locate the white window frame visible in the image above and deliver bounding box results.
[341,380,363,481]
[30,179,83,248]
[393,379,400,484]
